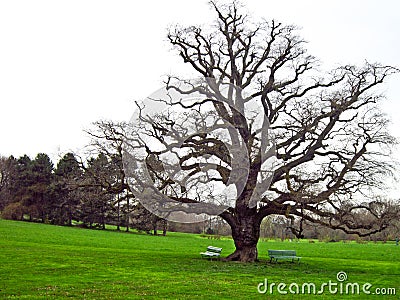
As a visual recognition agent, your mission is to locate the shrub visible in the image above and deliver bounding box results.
[1,202,24,220]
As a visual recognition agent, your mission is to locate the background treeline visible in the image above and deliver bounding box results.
[0,151,169,234]
[0,120,213,236]
[1,152,398,241]
[1,120,399,241]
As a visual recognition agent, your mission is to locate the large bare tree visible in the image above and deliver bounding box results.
[123,2,399,262]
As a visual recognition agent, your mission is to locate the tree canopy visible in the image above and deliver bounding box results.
[121,1,400,261]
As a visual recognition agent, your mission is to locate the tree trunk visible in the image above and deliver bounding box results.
[162,220,167,236]
[116,199,120,231]
[67,206,72,226]
[224,214,260,262]
[125,198,130,232]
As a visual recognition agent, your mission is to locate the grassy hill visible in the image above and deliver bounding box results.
[0,219,398,299]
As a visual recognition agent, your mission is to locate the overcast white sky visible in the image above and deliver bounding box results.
[1,0,399,165]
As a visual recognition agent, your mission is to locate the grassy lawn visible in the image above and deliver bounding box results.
[0,219,399,299]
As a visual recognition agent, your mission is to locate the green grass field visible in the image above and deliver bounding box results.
[0,219,399,299]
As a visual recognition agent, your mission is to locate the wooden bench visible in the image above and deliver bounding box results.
[200,246,222,260]
[268,249,301,263]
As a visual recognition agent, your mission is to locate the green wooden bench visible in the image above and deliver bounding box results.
[200,246,222,260]
[268,249,301,263]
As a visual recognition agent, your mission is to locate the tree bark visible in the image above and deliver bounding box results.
[223,213,260,262]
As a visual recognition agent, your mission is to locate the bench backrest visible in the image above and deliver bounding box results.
[268,249,296,256]
[207,246,222,253]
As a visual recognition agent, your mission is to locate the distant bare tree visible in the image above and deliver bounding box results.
[85,120,166,233]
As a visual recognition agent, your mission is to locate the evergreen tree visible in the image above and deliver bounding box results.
[11,155,35,220]
[30,153,54,222]
[53,153,82,225]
